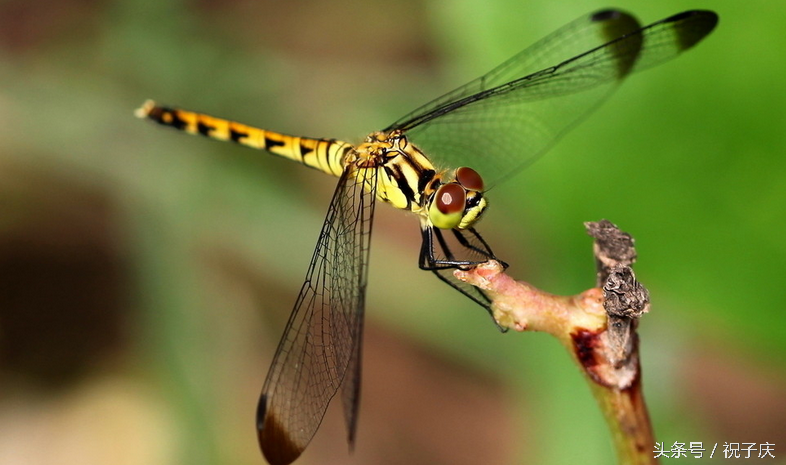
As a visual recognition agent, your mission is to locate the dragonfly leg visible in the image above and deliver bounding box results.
[419,223,502,270]
[419,224,470,270]
[417,223,506,328]
[450,228,508,269]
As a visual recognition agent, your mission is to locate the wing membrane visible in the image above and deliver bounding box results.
[387,10,718,187]
[256,166,377,465]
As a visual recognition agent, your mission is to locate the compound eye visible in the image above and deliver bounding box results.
[456,167,484,191]
[436,183,466,214]
[428,183,466,229]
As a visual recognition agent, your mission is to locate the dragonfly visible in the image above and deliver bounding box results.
[137,8,717,465]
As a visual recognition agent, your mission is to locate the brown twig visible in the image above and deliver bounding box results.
[454,219,655,465]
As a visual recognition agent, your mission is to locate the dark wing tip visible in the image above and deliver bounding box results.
[590,8,641,47]
[589,9,642,79]
[257,395,303,465]
[664,10,720,51]
[590,8,640,35]
[256,393,269,431]
[591,8,625,22]
[667,9,719,24]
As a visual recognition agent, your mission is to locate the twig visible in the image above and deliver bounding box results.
[454,219,655,465]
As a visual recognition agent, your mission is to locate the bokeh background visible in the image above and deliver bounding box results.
[0,0,783,464]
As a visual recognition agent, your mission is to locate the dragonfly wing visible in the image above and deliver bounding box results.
[387,10,718,187]
[257,166,377,465]
[389,9,641,130]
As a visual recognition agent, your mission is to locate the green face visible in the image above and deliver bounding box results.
[427,167,487,230]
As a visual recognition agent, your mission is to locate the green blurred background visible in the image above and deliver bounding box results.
[0,0,783,464]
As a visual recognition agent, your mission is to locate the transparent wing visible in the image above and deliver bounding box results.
[386,10,718,187]
[256,166,377,465]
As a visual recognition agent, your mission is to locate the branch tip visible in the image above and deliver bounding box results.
[586,219,638,286]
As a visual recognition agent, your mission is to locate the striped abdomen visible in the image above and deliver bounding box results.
[136,100,350,177]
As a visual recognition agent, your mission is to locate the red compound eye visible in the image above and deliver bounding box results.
[435,183,466,214]
[456,167,484,191]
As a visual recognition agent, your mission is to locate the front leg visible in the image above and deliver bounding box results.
[418,221,503,270]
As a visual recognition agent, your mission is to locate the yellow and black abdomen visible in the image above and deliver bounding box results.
[136,100,350,177]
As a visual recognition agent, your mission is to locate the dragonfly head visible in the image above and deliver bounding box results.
[428,167,487,230]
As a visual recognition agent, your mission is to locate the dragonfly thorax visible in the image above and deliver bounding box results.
[355,132,488,230]
[354,131,437,214]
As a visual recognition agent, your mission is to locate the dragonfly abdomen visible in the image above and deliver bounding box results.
[136,100,350,177]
